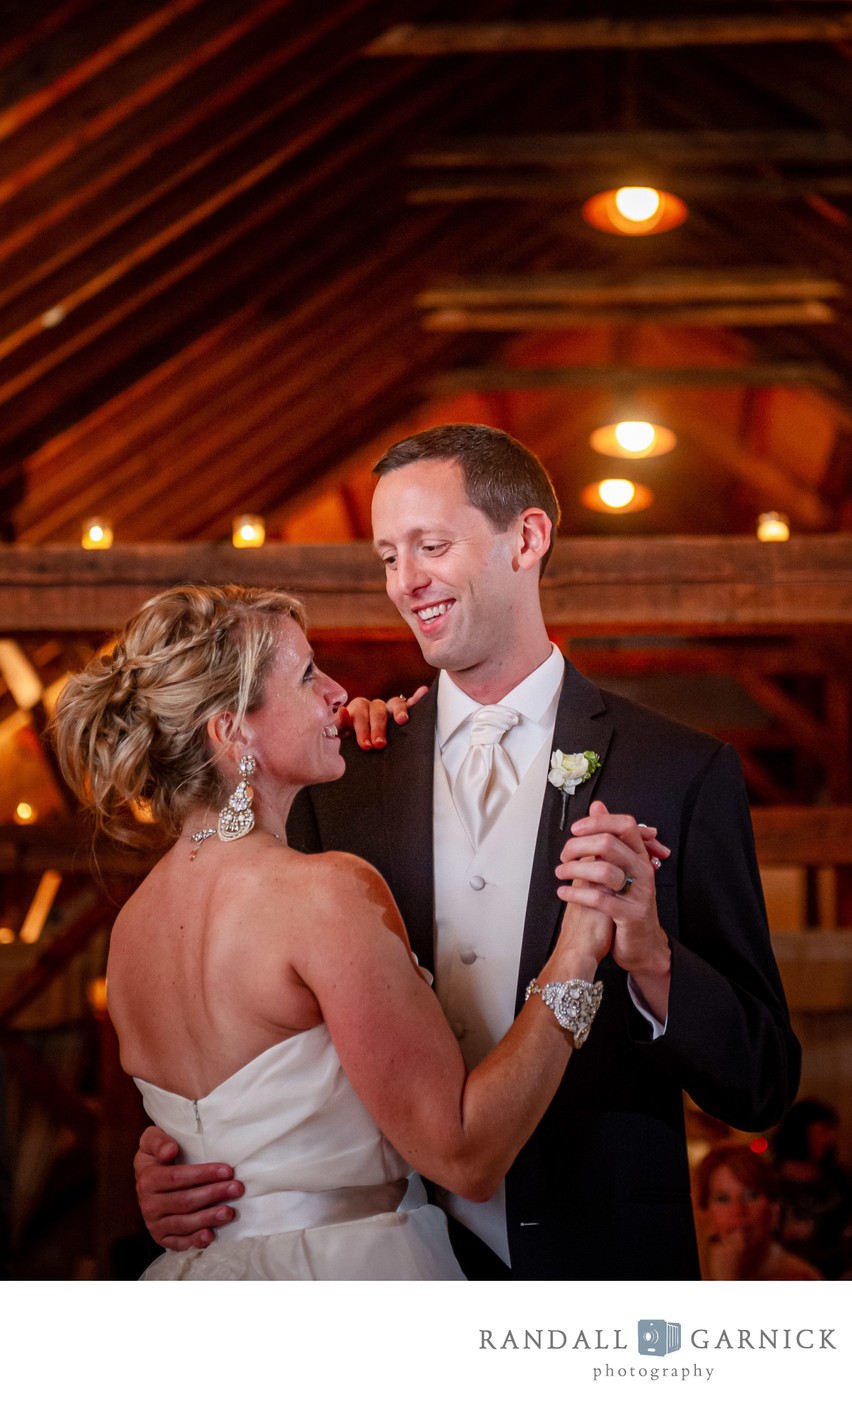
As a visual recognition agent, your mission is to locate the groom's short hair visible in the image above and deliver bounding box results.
[372,423,561,572]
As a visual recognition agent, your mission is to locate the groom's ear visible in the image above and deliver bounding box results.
[513,507,552,571]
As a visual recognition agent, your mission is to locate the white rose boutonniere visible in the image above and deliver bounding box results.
[549,749,602,827]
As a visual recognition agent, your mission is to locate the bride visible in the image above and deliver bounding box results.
[54,584,611,1280]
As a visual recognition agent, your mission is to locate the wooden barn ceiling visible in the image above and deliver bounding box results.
[1,0,852,549]
[1,0,852,852]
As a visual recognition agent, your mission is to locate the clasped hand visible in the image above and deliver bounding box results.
[556,800,672,1020]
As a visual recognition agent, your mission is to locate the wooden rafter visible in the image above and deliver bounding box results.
[422,303,837,331]
[752,807,852,865]
[734,670,836,758]
[366,16,852,55]
[6,806,852,873]
[669,402,833,530]
[409,174,852,202]
[418,271,844,308]
[410,131,852,169]
[425,364,841,396]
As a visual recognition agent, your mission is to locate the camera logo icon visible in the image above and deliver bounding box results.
[638,1320,681,1357]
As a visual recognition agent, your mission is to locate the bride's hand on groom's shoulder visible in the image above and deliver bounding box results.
[134,1125,245,1252]
[336,686,428,751]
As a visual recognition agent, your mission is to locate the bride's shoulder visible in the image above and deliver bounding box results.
[287,850,400,927]
[291,849,392,901]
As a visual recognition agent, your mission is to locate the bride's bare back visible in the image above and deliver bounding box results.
[107,834,336,1098]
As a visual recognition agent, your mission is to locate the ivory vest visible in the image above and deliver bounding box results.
[432,734,552,1263]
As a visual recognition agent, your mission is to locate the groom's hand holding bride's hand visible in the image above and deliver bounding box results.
[335,686,428,750]
[555,799,672,1024]
[135,1126,244,1251]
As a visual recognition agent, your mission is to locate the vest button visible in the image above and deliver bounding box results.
[469,875,486,890]
[460,949,477,966]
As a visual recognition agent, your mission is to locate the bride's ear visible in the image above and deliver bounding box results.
[207,712,252,761]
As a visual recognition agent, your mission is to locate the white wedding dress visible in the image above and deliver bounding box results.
[134,1023,465,1280]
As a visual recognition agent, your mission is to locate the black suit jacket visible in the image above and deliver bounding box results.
[288,660,800,1279]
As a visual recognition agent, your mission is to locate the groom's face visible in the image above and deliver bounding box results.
[371,457,522,678]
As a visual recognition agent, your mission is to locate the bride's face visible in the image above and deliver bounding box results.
[242,620,347,791]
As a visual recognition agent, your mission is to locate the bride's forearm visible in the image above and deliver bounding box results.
[416,939,602,1201]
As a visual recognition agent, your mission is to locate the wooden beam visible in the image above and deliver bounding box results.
[568,643,845,679]
[422,303,837,331]
[9,808,852,875]
[366,17,852,55]
[670,402,832,530]
[418,270,844,307]
[0,821,159,876]
[771,931,852,1013]
[408,174,852,201]
[0,896,120,1024]
[1,538,852,633]
[752,808,852,866]
[411,130,852,169]
[734,671,836,758]
[425,363,841,397]
[738,750,798,805]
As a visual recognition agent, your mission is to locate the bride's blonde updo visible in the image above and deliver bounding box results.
[53,584,306,847]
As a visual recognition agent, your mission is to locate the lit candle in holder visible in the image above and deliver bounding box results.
[232,514,266,548]
[82,517,113,549]
[756,512,790,543]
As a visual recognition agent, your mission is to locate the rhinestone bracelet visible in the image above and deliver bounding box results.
[524,977,603,1048]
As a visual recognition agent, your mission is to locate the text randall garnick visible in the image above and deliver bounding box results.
[478,1328,837,1351]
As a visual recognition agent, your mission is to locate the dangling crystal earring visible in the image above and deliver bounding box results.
[217,755,256,841]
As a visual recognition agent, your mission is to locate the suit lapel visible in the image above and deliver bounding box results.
[380,685,437,974]
[515,659,613,1010]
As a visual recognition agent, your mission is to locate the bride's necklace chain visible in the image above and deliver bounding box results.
[187,827,283,862]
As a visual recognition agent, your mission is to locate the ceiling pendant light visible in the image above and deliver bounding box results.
[581,479,653,514]
[582,186,688,236]
[590,419,677,459]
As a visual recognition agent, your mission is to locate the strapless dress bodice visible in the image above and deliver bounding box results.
[134,1024,464,1280]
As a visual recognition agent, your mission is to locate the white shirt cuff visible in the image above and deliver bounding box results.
[627,974,668,1039]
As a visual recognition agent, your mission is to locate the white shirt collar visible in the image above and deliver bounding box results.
[436,644,564,749]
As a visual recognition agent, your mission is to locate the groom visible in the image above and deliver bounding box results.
[135,423,800,1278]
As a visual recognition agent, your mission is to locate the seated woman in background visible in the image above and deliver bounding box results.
[697,1142,822,1281]
[52,584,619,1281]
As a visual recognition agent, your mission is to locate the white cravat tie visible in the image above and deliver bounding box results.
[452,704,521,850]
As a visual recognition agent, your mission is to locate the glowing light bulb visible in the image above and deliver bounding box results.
[0,927,15,945]
[598,479,637,509]
[614,187,661,223]
[14,801,36,824]
[582,188,687,236]
[756,511,790,543]
[590,421,675,458]
[614,421,656,454]
[581,480,652,513]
